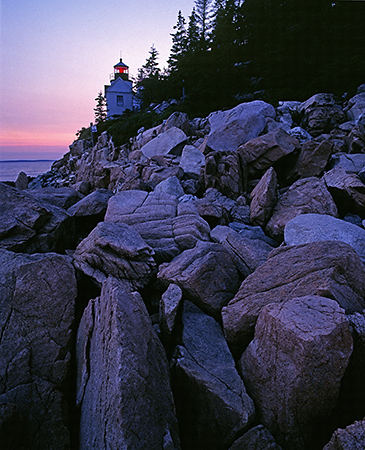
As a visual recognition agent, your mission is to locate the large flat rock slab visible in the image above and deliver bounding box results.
[0,249,77,448]
[239,295,353,449]
[76,277,180,450]
[284,213,365,263]
[206,101,276,153]
[222,240,365,353]
[73,221,156,288]
[140,126,187,158]
[0,182,74,253]
[105,190,210,262]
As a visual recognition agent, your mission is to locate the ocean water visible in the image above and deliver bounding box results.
[0,160,55,182]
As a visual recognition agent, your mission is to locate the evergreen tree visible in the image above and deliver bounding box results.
[138,44,160,80]
[194,0,213,45]
[186,8,200,52]
[94,91,107,124]
[168,11,187,73]
[136,45,165,109]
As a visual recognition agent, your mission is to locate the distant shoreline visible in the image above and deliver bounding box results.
[0,159,55,163]
[0,160,56,182]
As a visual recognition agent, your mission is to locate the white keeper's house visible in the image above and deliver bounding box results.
[104,58,133,118]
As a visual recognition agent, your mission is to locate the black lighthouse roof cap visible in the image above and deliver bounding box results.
[114,59,129,68]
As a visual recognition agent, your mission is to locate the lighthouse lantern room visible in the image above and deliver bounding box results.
[104,58,133,118]
[113,59,129,81]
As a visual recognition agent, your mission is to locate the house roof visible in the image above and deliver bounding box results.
[105,76,133,94]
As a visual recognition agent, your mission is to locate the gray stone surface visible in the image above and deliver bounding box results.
[222,241,365,353]
[249,167,278,227]
[154,176,185,197]
[237,128,298,178]
[141,126,187,158]
[173,301,254,450]
[211,225,274,278]
[328,153,365,174]
[284,213,365,263]
[73,221,156,288]
[0,182,75,253]
[206,100,276,153]
[159,284,183,339]
[239,295,353,450]
[105,190,210,262]
[265,177,338,241]
[76,277,180,450]
[179,145,205,178]
[228,425,282,450]
[158,240,241,317]
[322,418,365,450]
[0,249,76,449]
[25,186,83,209]
[67,188,113,216]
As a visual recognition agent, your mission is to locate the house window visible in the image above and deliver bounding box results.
[117,95,124,106]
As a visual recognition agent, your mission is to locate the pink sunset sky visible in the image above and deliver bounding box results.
[0,0,195,160]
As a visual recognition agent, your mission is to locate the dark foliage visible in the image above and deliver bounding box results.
[77,0,364,147]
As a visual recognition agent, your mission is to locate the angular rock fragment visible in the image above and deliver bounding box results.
[159,284,183,339]
[179,144,205,178]
[323,167,365,217]
[237,128,298,179]
[286,138,333,181]
[0,182,74,253]
[211,225,274,278]
[76,277,180,450]
[222,241,365,353]
[346,92,365,122]
[141,126,187,158]
[158,240,241,317]
[265,177,338,241]
[284,213,365,263]
[299,93,345,136]
[239,295,353,450]
[322,418,365,450]
[67,188,113,217]
[154,176,185,197]
[73,221,156,288]
[249,167,278,227]
[204,150,244,199]
[328,153,365,174]
[172,301,254,450]
[228,425,282,450]
[206,100,276,153]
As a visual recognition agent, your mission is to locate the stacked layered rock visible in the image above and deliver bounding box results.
[1,86,365,450]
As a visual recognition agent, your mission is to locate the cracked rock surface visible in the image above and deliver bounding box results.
[0,249,76,449]
[76,277,180,450]
[172,301,255,450]
[239,295,353,450]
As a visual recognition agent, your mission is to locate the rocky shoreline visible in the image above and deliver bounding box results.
[1,86,365,449]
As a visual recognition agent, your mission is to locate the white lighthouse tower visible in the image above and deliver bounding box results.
[104,58,133,118]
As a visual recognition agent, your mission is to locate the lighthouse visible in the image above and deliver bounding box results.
[104,58,133,118]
